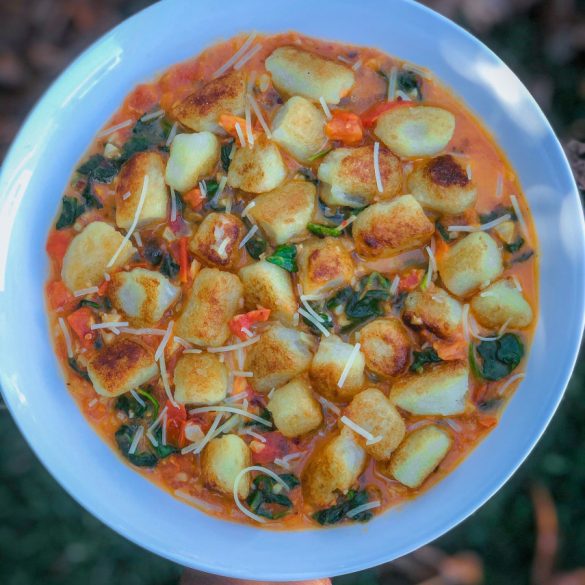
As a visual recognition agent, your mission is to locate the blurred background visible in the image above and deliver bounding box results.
[0,1,584,584]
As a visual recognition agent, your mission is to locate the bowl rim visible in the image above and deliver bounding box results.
[1,0,584,579]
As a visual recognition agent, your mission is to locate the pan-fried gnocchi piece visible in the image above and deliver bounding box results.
[175,268,243,347]
[247,181,316,245]
[271,96,327,162]
[61,221,137,291]
[390,361,469,416]
[87,337,157,397]
[267,376,323,437]
[403,288,463,339]
[245,324,314,393]
[115,152,168,230]
[165,132,220,192]
[173,353,228,405]
[407,155,477,214]
[437,232,504,297]
[189,212,245,269]
[302,427,367,507]
[265,46,355,104]
[383,425,452,488]
[297,237,355,296]
[172,71,246,133]
[239,260,298,326]
[375,105,456,157]
[359,318,411,378]
[227,137,287,193]
[318,146,403,208]
[471,278,533,329]
[310,335,365,402]
[353,195,435,258]
[201,434,252,498]
[109,268,180,326]
[344,388,406,461]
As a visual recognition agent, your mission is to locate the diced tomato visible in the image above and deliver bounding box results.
[178,237,189,284]
[434,237,450,262]
[478,415,498,429]
[46,230,73,263]
[219,114,248,141]
[325,110,363,145]
[97,279,109,297]
[251,432,290,465]
[127,84,160,114]
[398,268,425,293]
[165,400,188,447]
[229,308,271,340]
[67,307,96,349]
[183,187,205,210]
[433,337,467,361]
[360,100,409,128]
[46,281,73,310]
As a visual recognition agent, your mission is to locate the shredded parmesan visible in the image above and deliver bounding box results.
[470,317,512,342]
[337,343,361,388]
[128,426,144,455]
[133,231,142,247]
[158,356,178,407]
[199,180,207,198]
[232,370,253,377]
[207,336,260,353]
[341,415,376,442]
[462,304,470,342]
[97,119,133,139]
[91,321,129,330]
[447,213,511,233]
[146,406,168,447]
[120,327,166,336]
[337,55,353,65]
[58,317,74,359]
[170,187,178,222]
[103,272,111,282]
[73,286,99,297]
[373,142,383,193]
[244,100,254,148]
[225,391,248,403]
[174,336,192,349]
[175,489,221,512]
[181,413,223,455]
[387,66,397,101]
[352,59,362,71]
[240,327,254,338]
[210,176,228,209]
[234,43,262,70]
[512,275,523,291]
[338,215,357,230]
[319,97,332,120]
[242,428,266,442]
[239,224,259,249]
[213,31,257,78]
[389,275,400,296]
[215,237,230,259]
[395,90,411,101]
[183,348,203,355]
[188,405,272,427]
[161,413,168,445]
[241,200,256,218]
[479,291,496,298]
[121,191,131,200]
[141,109,164,122]
[510,195,530,244]
[300,296,325,323]
[154,320,174,361]
[233,466,290,523]
[292,312,300,326]
[88,398,98,408]
[297,307,330,337]
[247,92,272,138]
[274,457,292,470]
[317,395,341,415]
[346,500,381,518]
[108,175,149,268]
[234,122,246,147]
[495,173,503,198]
[130,389,146,407]
[498,372,526,396]
[166,122,178,147]
[444,418,462,433]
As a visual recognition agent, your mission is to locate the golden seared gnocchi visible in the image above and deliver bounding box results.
[115,151,168,230]
[265,46,355,104]
[297,237,355,296]
[165,132,220,192]
[271,96,327,162]
[352,195,435,258]
[344,388,406,461]
[175,267,243,347]
[390,361,469,416]
[359,318,411,378]
[408,155,477,214]
[227,137,287,193]
[247,181,316,245]
[61,221,136,291]
[318,146,403,207]
[302,428,367,507]
[239,260,298,326]
[48,31,537,528]
[172,70,246,133]
[201,434,252,498]
[87,338,158,397]
[245,324,314,393]
[471,278,533,329]
[437,232,504,297]
[309,335,365,401]
[173,352,228,405]
[267,376,323,437]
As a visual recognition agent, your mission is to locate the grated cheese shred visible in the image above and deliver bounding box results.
[297,307,330,337]
[213,32,257,78]
[239,224,258,249]
[373,142,383,193]
[319,97,332,120]
[188,405,272,427]
[58,317,74,359]
[337,343,361,388]
[346,500,381,518]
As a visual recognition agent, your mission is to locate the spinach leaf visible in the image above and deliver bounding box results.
[119,116,169,162]
[302,310,333,333]
[244,407,273,428]
[475,333,524,381]
[510,250,534,264]
[479,205,516,224]
[153,426,179,459]
[115,425,158,468]
[307,148,332,162]
[245,235,267,259]
[477,398,503,412]
[307,223,343,238]
[160,252,180,279]
[137,387,160,419]
[298,168,319,185]
[245,473,300,520]
[221,141,234,172]
[360,271,390,293]
[78,299,100,309]
[312,489,373,525]
[143,240,164,266]
[468,343,482,379]
[397,70,423,100]
[204,179,219,199]
[326,287,354,311]
[504,237,525,253]
[266,245,297,272]
[68,357,90,381]
[410,347,443,373]
[81,179,103,209]
[56,196,85,229]
[345,290,389,320]
[115,394,147,418]
[317,198,357,226]
[77,154,119,184]
[435,220,453,242]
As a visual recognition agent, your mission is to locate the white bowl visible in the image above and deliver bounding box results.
[0,0,583,579]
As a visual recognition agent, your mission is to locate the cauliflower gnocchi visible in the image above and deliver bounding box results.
[47,32,537,528]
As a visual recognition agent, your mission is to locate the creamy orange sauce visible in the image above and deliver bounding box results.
[45,32,538,529]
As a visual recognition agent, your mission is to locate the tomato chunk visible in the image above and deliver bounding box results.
[325,111,363,145]
[47,281,73,310]
[67,307,96,349]
[229,308,271,340]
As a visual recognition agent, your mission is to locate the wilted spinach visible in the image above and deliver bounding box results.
[67,357,90,381]
[475,333,524,381]
[160,252,180,279]
[244,407,273,429]
[245,474,300,520]
[56,196,85,229]
[504,237,525,253]
[266,245,297,272]
[510,250,534,264]
[221,141,234,172]
[397,70,423,100]
[307,223,343,238]
[435,220,453,242]
[410,347,443,373]
[115,425,158,468]
[312,490,373,525]
[77,154,119,183]
[479,205,516,224]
